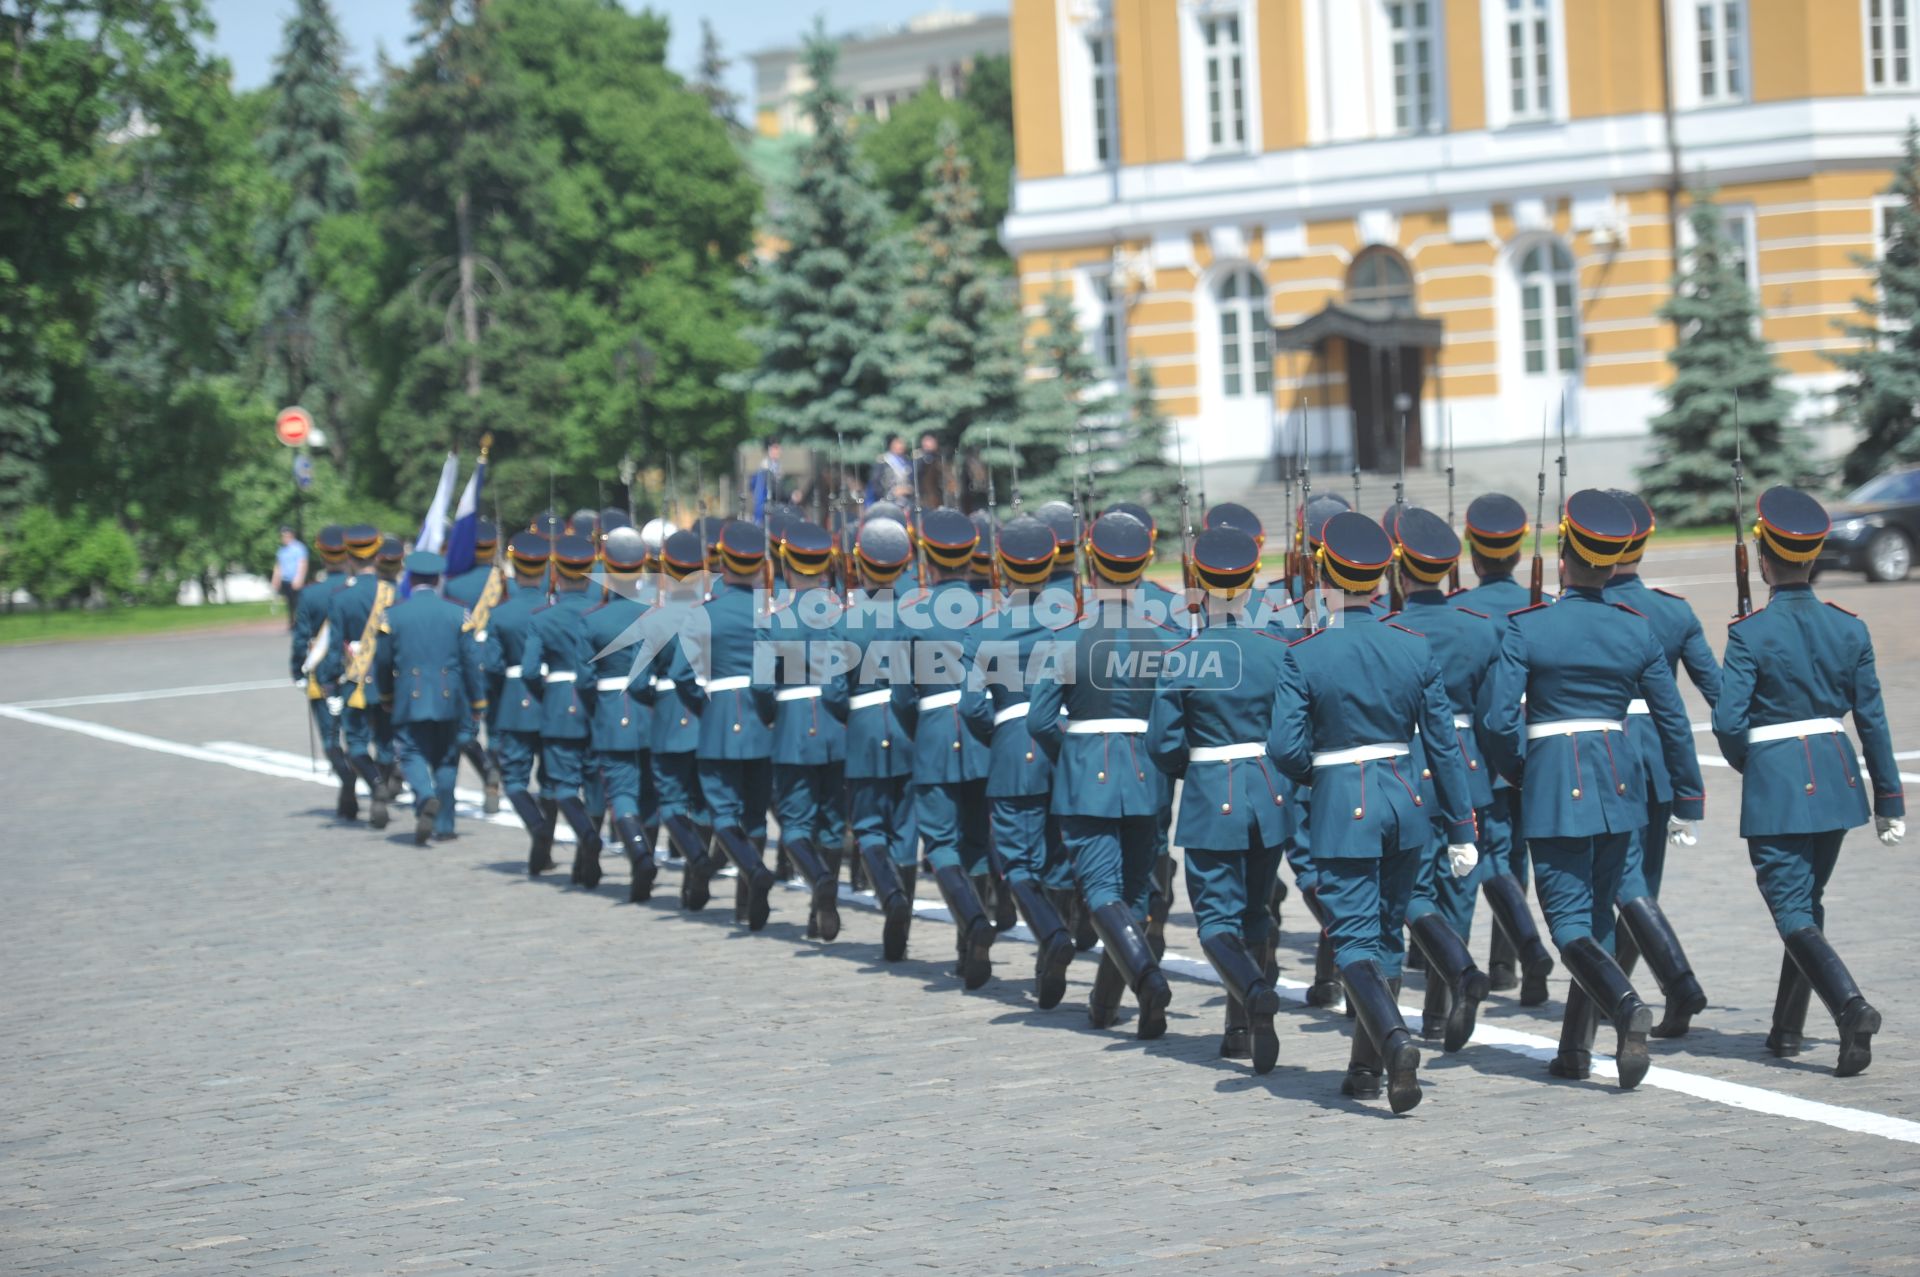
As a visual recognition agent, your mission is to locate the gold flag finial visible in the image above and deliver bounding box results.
[479,432,494,462]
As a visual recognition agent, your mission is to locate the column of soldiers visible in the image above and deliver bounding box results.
[291,475,1905,1110]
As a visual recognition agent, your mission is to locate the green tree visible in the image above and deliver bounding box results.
[1832,123,1920,485]
[898,120,1024,469]
[1097,363,1180,531]
[858,54,1013,241]
[691,18,744,135]
[730,24,905,457]
[252,0,364,475]
[1638,192,1802,524]
[1007,287,1095,504]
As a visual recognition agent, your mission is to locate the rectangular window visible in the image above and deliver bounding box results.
[1697,1,1745,102]
[1091,273,1124,374]
[1220,310,1242,395]
[1869,0,1915,88]
[1505,0,1552,121]
[1202,14,1247,153]
[1721,210,1756,294]
[1387,1,1437,133]
[1089,34,1115,165]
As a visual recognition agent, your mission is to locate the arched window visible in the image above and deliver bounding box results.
[1515,240,1578,376]
[1347,247,1415,313]
[1214,267,1271,397]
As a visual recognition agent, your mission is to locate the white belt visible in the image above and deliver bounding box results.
[1452,713,1473,730]
[1065,718,1148,734]
[1626,698,1650,715]
[775,686,824,702]
[1525,718,1623,740]
[1190,742,1267,763]
[706,675,751,693]
[596,676,631,693]
[652,677,677,693]
[1747,717,1846,744]
[504,663,547,679]
[545,671,577,684]
[920,690,962,710]
[1312,742,1411,767]
[850,689,893,710]
[993,702,1031,727]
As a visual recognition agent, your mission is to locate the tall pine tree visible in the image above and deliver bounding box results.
[691,19,744,135]
[1097,362,1180,531]
[729,24,904,458]
[253,0,362,474]
[897,119,1023,477]
[1637,192,1802,524]
[1832,123,1920,485]
[1010,287,1095,504]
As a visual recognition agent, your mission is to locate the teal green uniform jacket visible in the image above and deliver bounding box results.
[1478,587,1703,838]
[645,587,706,755]
[484,583,552,735]
[1268,608,1477,855]
[1604,574,1722,803]
[1710,584,1905,836]
[290,572,344,682]
[1028,596,1177,819]
[443,562,496,609]
[1393,592,1499,812]
[767,585,846,765]
[906,580,991,784]
[961,592,1071,798]
[375,588,486,725]
[319,575,382,704]
[673,581,774,761]
[520,592,597,741]
[584,593,651,752]
[831,590,918,781]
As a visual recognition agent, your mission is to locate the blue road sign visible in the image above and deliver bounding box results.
[292,453,314,490]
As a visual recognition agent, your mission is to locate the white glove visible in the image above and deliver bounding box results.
[324,695,344,716]
[1667,816,1698,847]
[293,676,307,688]
[1447,843,1479,878]
[1878,817,1906,847]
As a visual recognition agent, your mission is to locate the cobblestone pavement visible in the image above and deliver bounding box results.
[3,547,1919,1274]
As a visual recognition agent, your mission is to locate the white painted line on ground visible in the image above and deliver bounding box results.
[6,699,1918,1144]
[5,678,293,710]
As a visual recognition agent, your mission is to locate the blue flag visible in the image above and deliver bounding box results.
[443,455,487,579]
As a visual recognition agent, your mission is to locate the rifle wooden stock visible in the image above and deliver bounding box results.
[1528,556,1544,607]
[1734,541,1753,617]
[1447,563,1461,592]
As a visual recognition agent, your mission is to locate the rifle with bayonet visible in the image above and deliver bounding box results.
[1175,424,1198,633]
[1732,391,1753,617]
[985,431,1002,594]
[1529,403,1549,607]
[1389,398,1409,611]
[1445,410,1460,592]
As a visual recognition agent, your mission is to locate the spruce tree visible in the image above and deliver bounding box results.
[1832,123,1920,485]
[1097,362,1180,531]
[253,0,362,474]
[1008,287,1092,504]
[729,24,905,457]
[1637,192,1802,525]
[692,19,744,135]
[897,119,1024,486]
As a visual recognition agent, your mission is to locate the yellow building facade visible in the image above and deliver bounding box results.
[1002,0,1914,478]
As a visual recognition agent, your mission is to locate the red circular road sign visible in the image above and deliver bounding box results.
[275,406,313,447]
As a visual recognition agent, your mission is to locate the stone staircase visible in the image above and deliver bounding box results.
[1233,468,1465,538]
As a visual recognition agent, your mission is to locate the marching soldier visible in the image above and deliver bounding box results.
[767,520,850,940]
[521,534,604,887]
[443,520,499,606]
[491,532,560,875]
[1388,508,1499,1052]
[652,530,720,908]
[442,518,504,813]
[584,526,659,903]
[1030,511,1176,1038]
[321,528,398,828]
[1268,512,1478,1112]
[1147,526,1290,1073]
[908,508,997,989]
[1478,490,1703,1091]
[1603,491,1719,1037]
[375,550,487,845]
[1457,491,1556,1005]
[1711,487,1905,1076]
[290,525,356,818]
[963,516,1078,1007]
[834,517,920,960]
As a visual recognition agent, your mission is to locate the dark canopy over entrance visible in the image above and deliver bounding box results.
[1272,300,1443,474]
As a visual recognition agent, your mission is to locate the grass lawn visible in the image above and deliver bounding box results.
[0,601,279,647]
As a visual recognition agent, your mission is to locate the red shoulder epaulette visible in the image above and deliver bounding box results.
[1254,628,1291,643]
[1288,629,1329,646]
[1507,602,1548,618]
[1379,609,1403,622]
[1164,634,1198,654]
[1446,586,1470,599]
[1825,600,1859,617]
[1611,602,1648,618]
[1386,622,1423,636]
[1456,606,1489,618]
[1727,609,1759,627]
[1650,586,1688,601]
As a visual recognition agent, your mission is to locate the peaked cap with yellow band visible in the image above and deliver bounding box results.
[1560,489,1636,569]
[506,530,551,574]
[918,508,978,570]
[855,517,912,584]
[344,523,381,560]
[1205,501,1264,546]
[1754,486,1829,563]
[1302,494,1348,548]
[1088,511,1152,584]
[315,524,347,564]
[968,510,996,571]
[1605,489,1655,564]
[375,535,405,579]
[716,521,766,575]
[1193,526,1260,597]
[780,520,833,576]
[661,529,704,579]
[551,534,598,580]
[1031,502,1078,568]
[1104,501,1156,540]
[995,515,1056,586]
[1318,511,1395,592]
[1464,492,1528,560]
[602,526,648,572]
[1393,506,1461,585]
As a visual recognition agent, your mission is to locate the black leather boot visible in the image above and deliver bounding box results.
[615,816,656,902]
[1220,993,1251,1059]
[353,756,389,830]
[1087,952,1125,1029]
[1409,913,1491,1054]
[1766,947,1812,1058]
[1145,854,1175,960]
[715,826,774,930]
[665,814,714,910]
[1484,872,1553,1005]
[461,740,499,815]
[1784,926,1881,1077]
[559,797,603,888]
[860,843,913,961]
[1342,961,1422,1112]
[783,836,839,941]
[1202,933,1280,1074]
[847,832,870,893]
[535,798,559,873]
[326,747,359,819]
[1487,920,1518,992]
[1419,974,1447,1042]
[1090,902,1171,1041]
[507,790,550,875]
[1300,889,1346,1010]
[1007,876,1076,1010]
[1548,979,1597,1080]
[934,865,995,990]
[1561,935,1653,1090]
[1617,896,1707,1038]
[1055,886,1096,951]
[413,795,440,847]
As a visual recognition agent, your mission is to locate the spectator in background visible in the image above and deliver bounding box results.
[750,440,782,526]
[916,432,947,511]
[271,525,308,628]
[869,434,912,506]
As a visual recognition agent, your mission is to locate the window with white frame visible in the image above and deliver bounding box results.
[1201,11,1249,153]
[1504,0,1554,121]
[1696,1,1746,102]
[1868,0,1915,89]
[1214,268,1272,397]
[1678,206,1758,297]
[1516,240,1578,377]
[1089,272,1125,375]
[1387,1,1440,133]
[1089,31,1117,165]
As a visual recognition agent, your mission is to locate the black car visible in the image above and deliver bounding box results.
[1818,467,1920,582]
